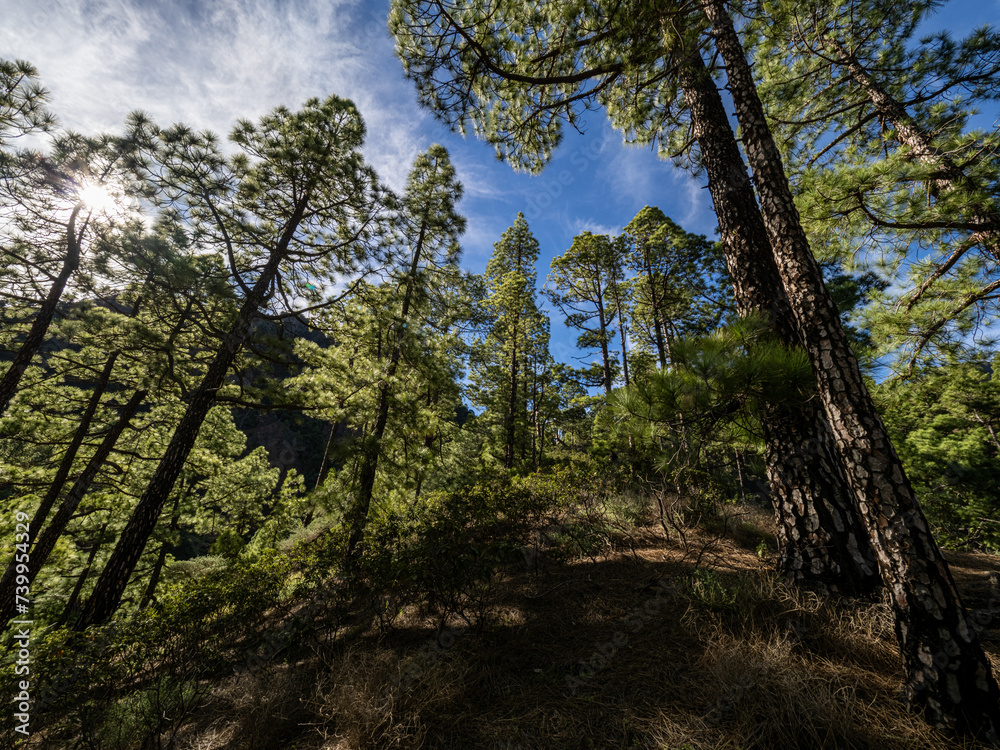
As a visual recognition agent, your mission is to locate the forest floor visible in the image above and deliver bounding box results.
[167,498,1000,750]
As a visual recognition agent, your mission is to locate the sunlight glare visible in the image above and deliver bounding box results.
[78,181,125,218]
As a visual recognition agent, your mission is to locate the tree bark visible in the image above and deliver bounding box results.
[595,291,613,395]
[22,283,147,541]
[612,279,631,387]
[75,200,306,628]
[678,48,880,596]
[703,0,1000,736]
[55,514,110,629]
[641,254,669,369]
[314,420,338,491]
[140,494,181,609]
[28,352,120,543]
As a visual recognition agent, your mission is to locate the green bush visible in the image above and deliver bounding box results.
[355,474,557,626]
[17,550,293,748]
[876,361,1000,550]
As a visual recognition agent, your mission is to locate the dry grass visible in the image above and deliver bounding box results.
[127,497,1000,750]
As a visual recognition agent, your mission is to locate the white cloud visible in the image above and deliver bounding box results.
[569,219,619,237]
[675,171,717,238]
[0,0,425,189]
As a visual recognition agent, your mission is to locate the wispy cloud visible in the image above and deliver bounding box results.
[1,0,425,189]
[675,172,717,238]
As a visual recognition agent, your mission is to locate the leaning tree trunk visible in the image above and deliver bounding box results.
[55,514,110,629]
[27,352,120,544]
[703,0,1000,737]
[20,283,148,543]
[75,202,306,629]
[140,494,181,609]
[678,48,880,597]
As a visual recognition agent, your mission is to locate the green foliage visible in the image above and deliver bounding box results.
[621,207,731,369]
[876,360,1000,549]
[748,0,1000,372]
[390,0,701,171]
[5,551,293,746]
[0,58,53,144]
[610,314,813,491]
[355,475,557,624]
[468,213,552,468]
[545,231,628,393]
[688,568,742,611]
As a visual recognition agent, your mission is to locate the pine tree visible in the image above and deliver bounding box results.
[702,0,1000,733]
[0,126,141,416]
[749,0,1000,372]
[0,224,255,627]
[621,206,726,369]
[545,231,626,395]
[344,144,465,563]
[390,0,879,597]
[75,95,386,627]
[469,213,547,469]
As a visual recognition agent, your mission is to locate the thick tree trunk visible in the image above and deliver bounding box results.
[75,202,304,628]
[0,206,84,417]
[678,49,880,596]
[703,0,1000,737]
[0,388,146,627]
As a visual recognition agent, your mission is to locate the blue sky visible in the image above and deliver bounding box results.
[1,0,997,368]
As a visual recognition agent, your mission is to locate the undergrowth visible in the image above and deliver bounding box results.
[4,468,997,750]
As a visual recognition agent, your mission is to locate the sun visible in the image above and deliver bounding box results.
[77,180,126,218]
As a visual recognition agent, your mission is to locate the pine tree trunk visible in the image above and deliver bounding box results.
[74,202,305,628]
[22,284,147,541]
[531,364,539,467]
[596,293,613,394]
[55,514,110,629]
[28,352,119,541]
[614,284,630,387]
[140,495,181,609]
[0,205,83,417]
[642,257,669,369]
[505,328,519,468]
[314,420,338,491]
[678,48,880,596]
[703,0,1000,736]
